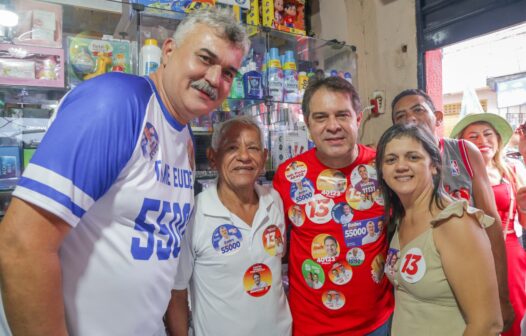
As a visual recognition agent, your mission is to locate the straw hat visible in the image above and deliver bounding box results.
[450,112,513,147]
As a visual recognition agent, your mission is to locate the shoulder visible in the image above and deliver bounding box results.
[68,73,152,102]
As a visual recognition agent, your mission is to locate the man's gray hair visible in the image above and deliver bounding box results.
[173,7,250,56]
[210,116,265,151]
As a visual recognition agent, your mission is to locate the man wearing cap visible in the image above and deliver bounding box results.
[391,89,514,331]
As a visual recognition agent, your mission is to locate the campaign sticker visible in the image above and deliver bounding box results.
[322,290,345,310]
[262,225,285,257]
[371,253,386,284]
[346,187,374,211]
[331,202,354,225]
[350,164,379,195]
[301,259,325,290]
[316,169,347,198]
[305,194,335,224]
[140,122,160,160]
[311,233,339,264]
[290,178,315,205]
[329,261,353,285]
[342,216,384,248]
[385,248,400,279]
[288,205,305,227]
[346,247,365,266]
[400,247,426,284]
[211,224,243,255]
[244,263,272,297]
[285,161,308,182]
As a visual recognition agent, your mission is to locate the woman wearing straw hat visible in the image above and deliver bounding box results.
[451,113,526,336]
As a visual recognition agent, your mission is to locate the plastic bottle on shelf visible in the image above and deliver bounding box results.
[283,50,298,103]
[267,48,283,102]
[243,62,263,99]
[229,66,245,99]
[139,38,161,76]
[298,71,308,99]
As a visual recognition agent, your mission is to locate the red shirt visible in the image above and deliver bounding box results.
[273,146,394,335]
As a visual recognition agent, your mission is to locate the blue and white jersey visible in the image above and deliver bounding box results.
[11,73,195,335]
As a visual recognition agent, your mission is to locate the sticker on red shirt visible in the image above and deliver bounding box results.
[346,247,365,266]
[345,187,374,210]
[385,248,400,279]
[262,225,285,257]
[288,205,305,227]
[285,160,308,182]
[332,202,354,224]
[244,263,272,297]
[302,259,325,290]
[305,194,334,224]
[311,233,339,264]
[400,247,426,283]
[316,169,347,198]
[290,178,315,205]
[371,253,386,284]
[322,290,345,310]
[341,216,384,248]
[329,261,353,285]
[212,224,243,255]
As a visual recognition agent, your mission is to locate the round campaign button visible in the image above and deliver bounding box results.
[290,178,315,205]
[329,261,353,285]
[371,253,386,284]
[331,202,354,225]
[346,247,365,266]
[211,224,243,256]
[262,225,285,257]
[288,205,305,227]
[400,247,426,284]
[285,161,308,182]
[305,194,335,224]
[316,169,347,198]
[301,259,325,290]
[244,263,272,297]
[322,290,346,310]
[311,233,340,265]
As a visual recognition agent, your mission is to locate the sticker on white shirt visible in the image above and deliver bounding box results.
[305,194,334,224]
[244,263,272,297]
[371,253,386,284]
[290,178,315,205]
[322,290,345,310]
[341,216,384,248]
[316,169,347,198]
[288,205,305,227]
[332,202,354,224]
[285,160,307,182]
[302,259,325,290]
[400,247,426,283]
[346,247,365,266]
[311,233,339,264]
[262,225,285,257]
[212,224,243,256]
[329,261,353,285]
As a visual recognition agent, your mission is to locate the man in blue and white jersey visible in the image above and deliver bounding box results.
[0,7,248,336]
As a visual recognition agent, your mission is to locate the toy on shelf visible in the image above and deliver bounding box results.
[262,0,306,35]
[83,52,113,81]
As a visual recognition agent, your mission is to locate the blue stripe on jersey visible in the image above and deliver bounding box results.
[144,77,186,131]
[27,73,152,202]
[18,176,86,218]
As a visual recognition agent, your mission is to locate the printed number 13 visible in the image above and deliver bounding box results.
[308,198,330,218]
[401,253,421,275]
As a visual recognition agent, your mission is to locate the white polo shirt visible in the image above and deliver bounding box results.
[174,183,292,336]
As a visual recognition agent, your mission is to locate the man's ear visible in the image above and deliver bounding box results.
[434,110,443,127]
[161,38,176,66]
[207,148,217,169]
[356,110,363,126]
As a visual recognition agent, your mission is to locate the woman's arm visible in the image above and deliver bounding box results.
[435,214,502,336]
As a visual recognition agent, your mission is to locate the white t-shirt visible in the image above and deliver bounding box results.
[7,73,194,336]
[174,183,292,336]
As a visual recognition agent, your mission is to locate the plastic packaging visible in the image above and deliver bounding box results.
[283,50,298,103]
[243,62,263,99]
[267,48,283,102]
[229,66,245,99]
[139,38,161,76]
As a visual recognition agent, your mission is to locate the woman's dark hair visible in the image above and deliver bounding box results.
[375,124,446,232]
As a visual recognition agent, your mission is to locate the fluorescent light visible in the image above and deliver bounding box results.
[0,9,19,28]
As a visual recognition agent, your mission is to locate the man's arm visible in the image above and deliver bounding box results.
[465,141,514,331]
[165,289,189,336]
[0,198,71,335]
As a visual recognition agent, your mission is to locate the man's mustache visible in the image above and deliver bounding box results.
[190,79,218,100]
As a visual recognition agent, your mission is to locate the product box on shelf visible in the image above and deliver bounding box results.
[0,44,65,88]
[129,0,247,19]
[12,0,63,49]
[261,0,306,35]
[0,138,21,191]
[67,36,132,87]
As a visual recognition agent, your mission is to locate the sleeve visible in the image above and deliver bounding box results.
[173,209,196,290]
[12,73,153,226]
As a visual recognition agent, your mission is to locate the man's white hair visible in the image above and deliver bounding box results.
[210,116,265,151]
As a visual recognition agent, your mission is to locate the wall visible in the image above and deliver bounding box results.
[313,0,418,145]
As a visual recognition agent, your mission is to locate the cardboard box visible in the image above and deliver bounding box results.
[262,0,306,35]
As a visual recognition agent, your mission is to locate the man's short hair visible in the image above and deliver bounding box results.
[210,115,265,151]
[301,76,361,121]
[173,7,250,56]
[390,89,436,123]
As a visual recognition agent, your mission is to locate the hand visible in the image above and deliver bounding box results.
[518,187,526,213]
[500,299,515,332]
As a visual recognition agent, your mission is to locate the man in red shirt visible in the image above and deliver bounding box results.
[273,77,393,335]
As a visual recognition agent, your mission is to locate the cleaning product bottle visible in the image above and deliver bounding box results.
[243,62,263,99]
[229,66,245,99]
[283,50,298,103]
[139,38,161,76]
[267,48,283,102]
